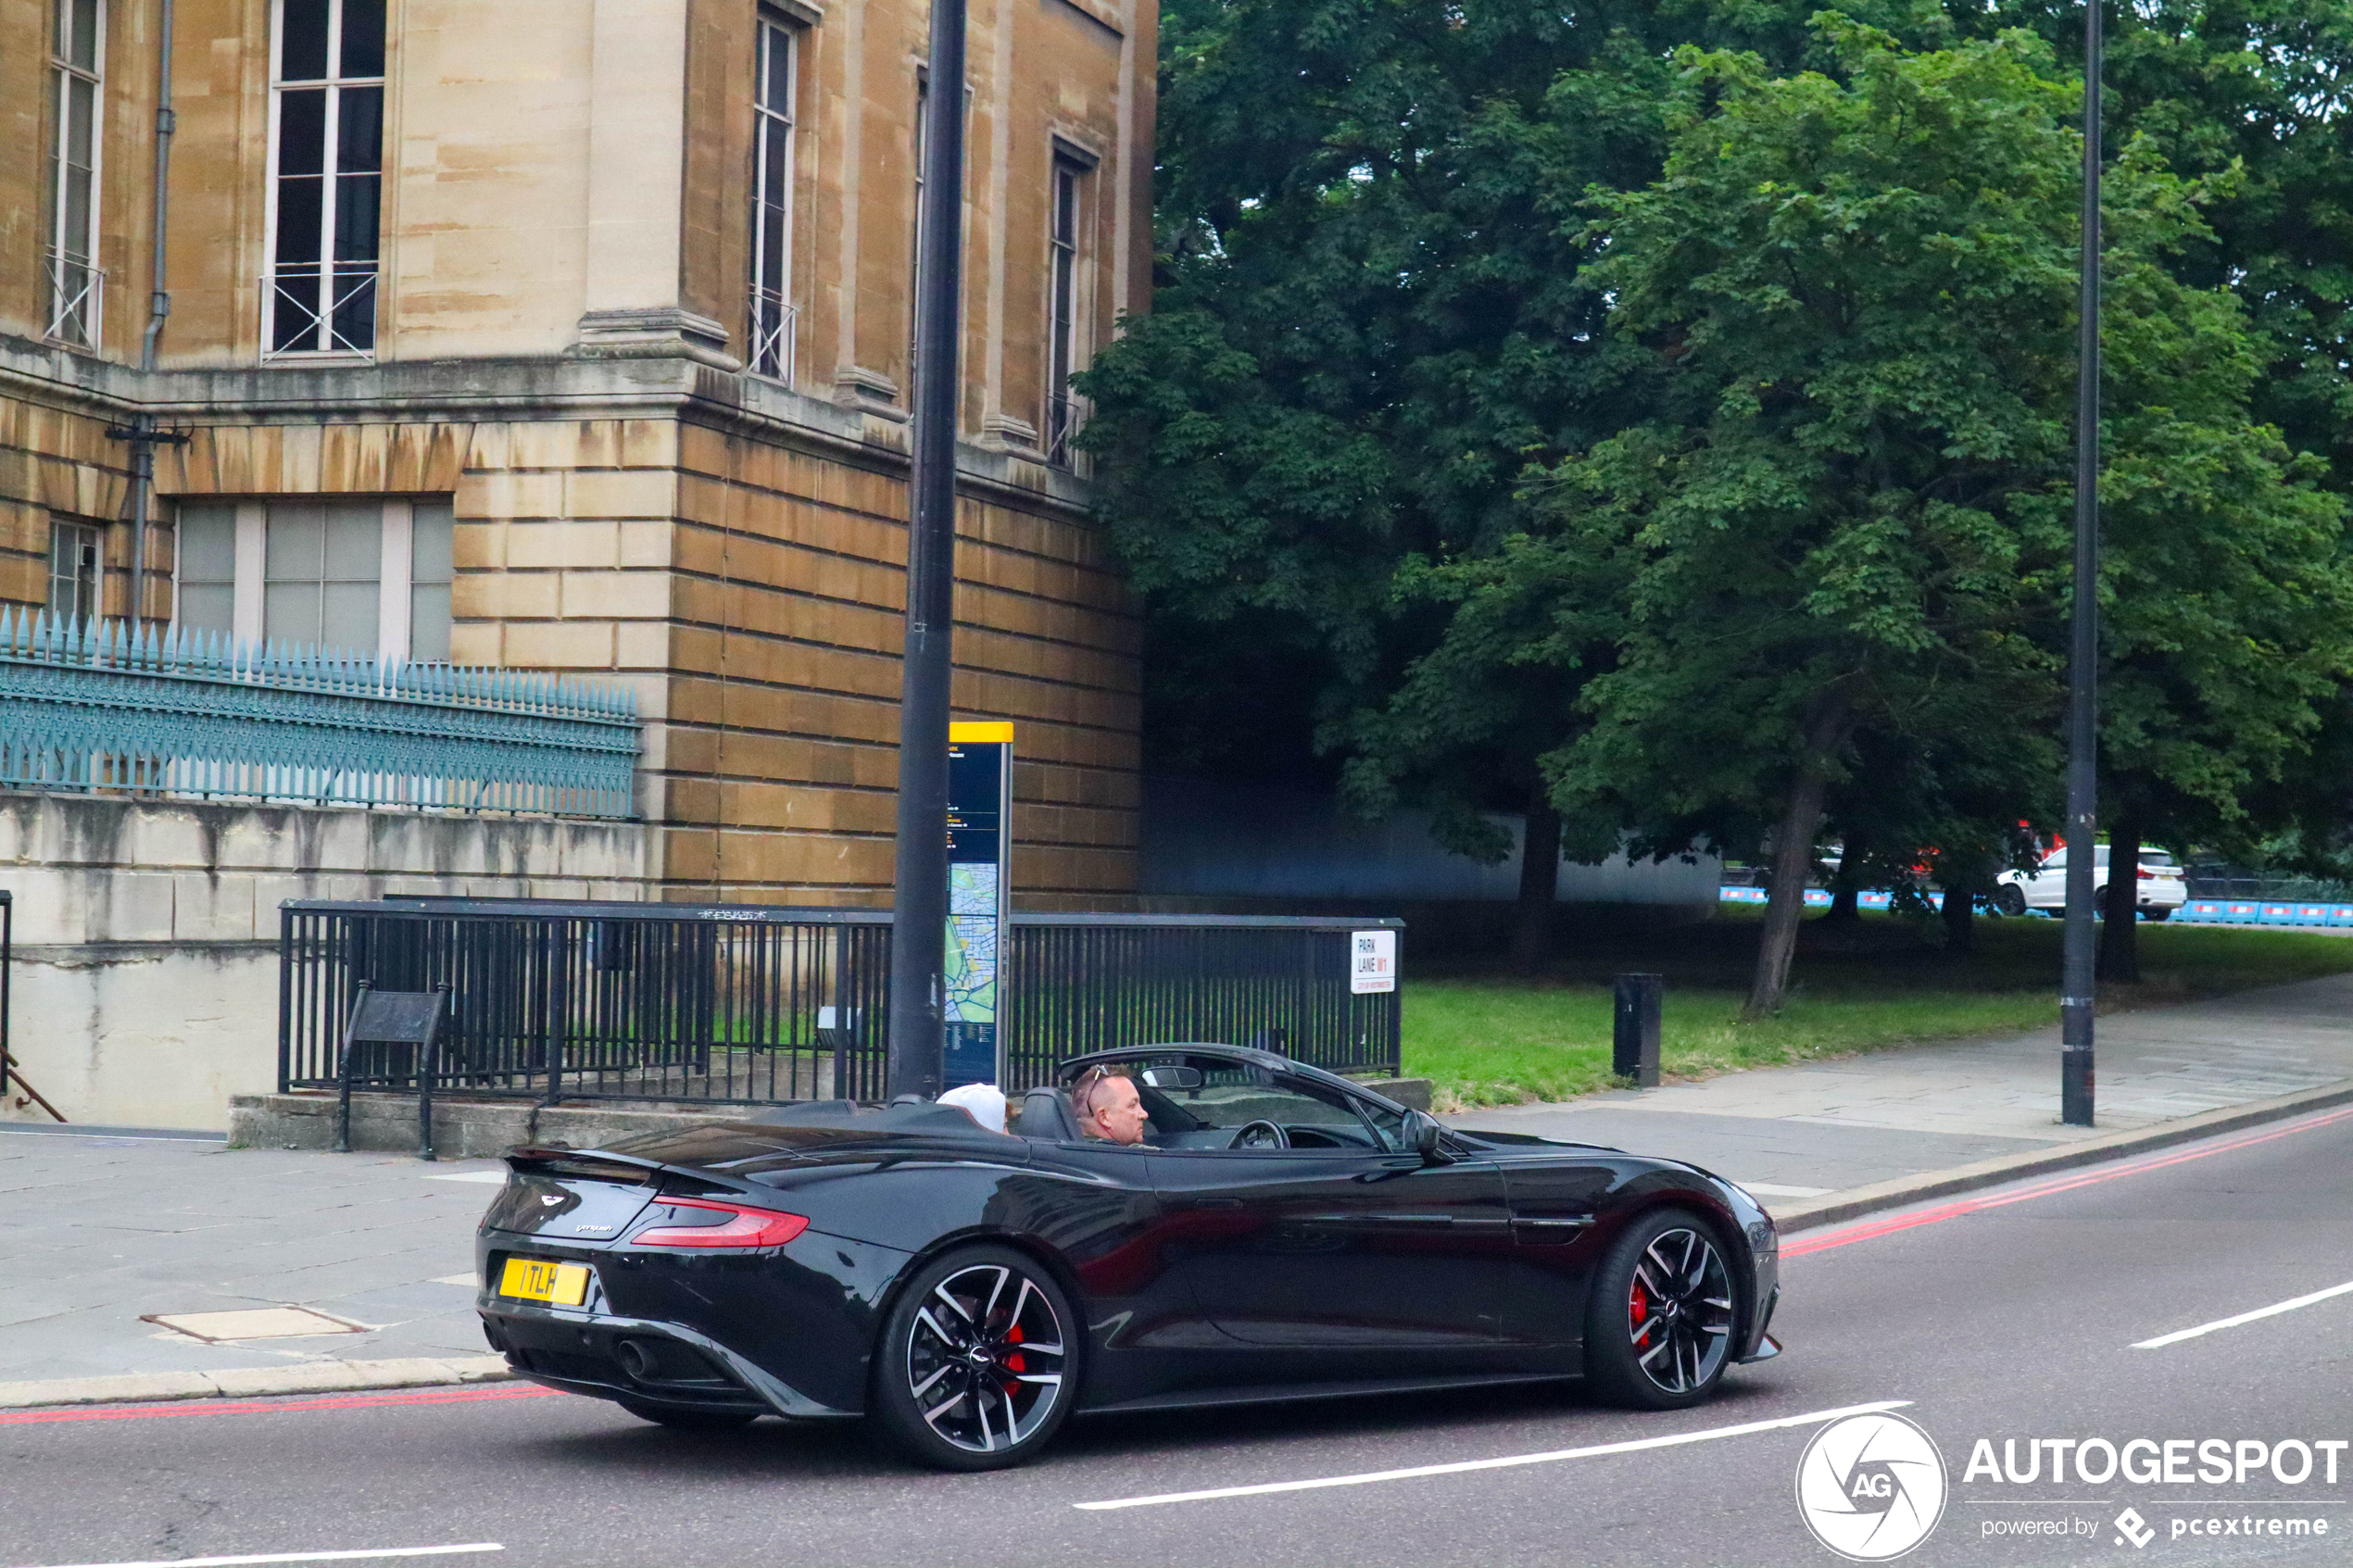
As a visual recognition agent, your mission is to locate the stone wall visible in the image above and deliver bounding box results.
[0,792,650,1131]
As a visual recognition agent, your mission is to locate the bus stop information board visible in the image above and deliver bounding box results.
[944,722,1012,1088]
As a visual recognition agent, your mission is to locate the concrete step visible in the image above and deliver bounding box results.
[228,1092,741,1159]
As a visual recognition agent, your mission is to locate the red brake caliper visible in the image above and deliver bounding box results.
[1000,1323,1026,1395]
[1630,1279,1650,1336]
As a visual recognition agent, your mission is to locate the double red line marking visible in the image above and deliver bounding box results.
[1784,1101,2353,1259]
[0,1384,560,1426]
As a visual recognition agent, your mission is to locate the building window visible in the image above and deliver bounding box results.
[174,505,237,633]
[1045,152,1090,467]
[265,0,385,359]
[47,520,104,621]
[46,0,105,349]
[173,498,453,662]
[404,500,455,661]
[907,74,971,400]
[264,500,384,650]
[748,14,797,384]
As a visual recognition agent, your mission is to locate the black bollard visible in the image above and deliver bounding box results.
[1613,972,1663,1087]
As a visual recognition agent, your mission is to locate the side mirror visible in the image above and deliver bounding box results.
[1140,1065,1204,1091]
[1408,1110,1453,1164]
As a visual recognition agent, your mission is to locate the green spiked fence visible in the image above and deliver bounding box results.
[0,610,640,818]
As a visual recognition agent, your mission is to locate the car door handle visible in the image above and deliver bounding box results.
[1182,1198,1243,1210]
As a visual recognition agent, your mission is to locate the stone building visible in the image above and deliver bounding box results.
[0,0,1151,909]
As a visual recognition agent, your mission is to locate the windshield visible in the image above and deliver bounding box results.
[1074,1053,1403,1152]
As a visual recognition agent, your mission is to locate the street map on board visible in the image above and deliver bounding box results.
[945,863,998,1024]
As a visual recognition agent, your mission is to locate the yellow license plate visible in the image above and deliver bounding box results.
[497,1257,592,1307]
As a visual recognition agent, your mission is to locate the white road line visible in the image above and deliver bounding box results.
[2133,1280,2353,1349]
[422,1172,507,1185]
[28,1547,500,1568]
[1072,1399,1911,1512]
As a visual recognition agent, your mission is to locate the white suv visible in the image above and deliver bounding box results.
[1993,847,2188,921]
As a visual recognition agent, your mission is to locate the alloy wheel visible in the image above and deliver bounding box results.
[1626,1227,1734,1396]
[904,1261,1068,1454]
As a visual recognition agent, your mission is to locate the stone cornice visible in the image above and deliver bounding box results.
[0,338,1100,525]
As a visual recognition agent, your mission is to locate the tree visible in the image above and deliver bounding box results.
[1973,1,2353,981]
[1083,0,2353,999]
[1518,21,2337,1015]
[2090,409,2352,977]
[1076,0,1944,918]
[1331,532,1636,970]
[1982,0,2353,478]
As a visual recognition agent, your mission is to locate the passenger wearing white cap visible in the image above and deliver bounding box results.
[936,1082,1008,1135]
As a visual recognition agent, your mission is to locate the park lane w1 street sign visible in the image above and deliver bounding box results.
[1351,929,1397,994]
[945,721,1013,1088]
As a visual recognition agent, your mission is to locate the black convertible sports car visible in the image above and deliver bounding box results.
[476,1041,1782,1470]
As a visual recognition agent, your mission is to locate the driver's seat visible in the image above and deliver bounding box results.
[1016,1086,1082,1141]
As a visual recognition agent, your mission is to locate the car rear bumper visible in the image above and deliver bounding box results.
[480,1300,857,1420]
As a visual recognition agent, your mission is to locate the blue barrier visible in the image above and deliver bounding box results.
[1718,886,2353,931]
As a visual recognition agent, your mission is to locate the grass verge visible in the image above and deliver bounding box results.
[1403,915,2353,1110]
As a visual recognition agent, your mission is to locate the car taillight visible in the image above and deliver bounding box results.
[633,1198,810,1248]
[2138,868,2154,880]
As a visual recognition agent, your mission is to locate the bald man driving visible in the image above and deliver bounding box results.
[1073,1067,1150,1146]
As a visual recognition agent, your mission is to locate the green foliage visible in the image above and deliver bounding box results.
[1086,0,2353,1008]
[1981,0,2353,475]
[1533,24,2342,815]
[1077,0,1806,785]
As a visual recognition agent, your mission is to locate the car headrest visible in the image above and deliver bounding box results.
[1017,1086,1081,1142]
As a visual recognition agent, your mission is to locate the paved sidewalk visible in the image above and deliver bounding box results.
[1449,970,2353,1198]
[0,1128,501,1386]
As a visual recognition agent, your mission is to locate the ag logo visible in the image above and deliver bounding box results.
[1794,1411,1947,1561]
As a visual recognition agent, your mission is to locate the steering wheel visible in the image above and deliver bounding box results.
[1227,1119,1290,1149]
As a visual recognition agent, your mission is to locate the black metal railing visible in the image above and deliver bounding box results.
[1000,915,1399,1089]
[278,899,1403,1107]
[2183,867,2353,902]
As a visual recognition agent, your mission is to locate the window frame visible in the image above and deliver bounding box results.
[1044,146,1093,468]
[262,0,387,361]
[908,69,928,394]
[170,497,452,663]
[45,0,107,351]
[908,70,975,399]
[46,518,105,622]
[747,11,799,385]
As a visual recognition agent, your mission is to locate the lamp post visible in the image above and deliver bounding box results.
[886,0,968,1102]
[2060,0,2103,1127]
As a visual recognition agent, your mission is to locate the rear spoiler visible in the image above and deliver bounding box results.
[502,1147,664,1184]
